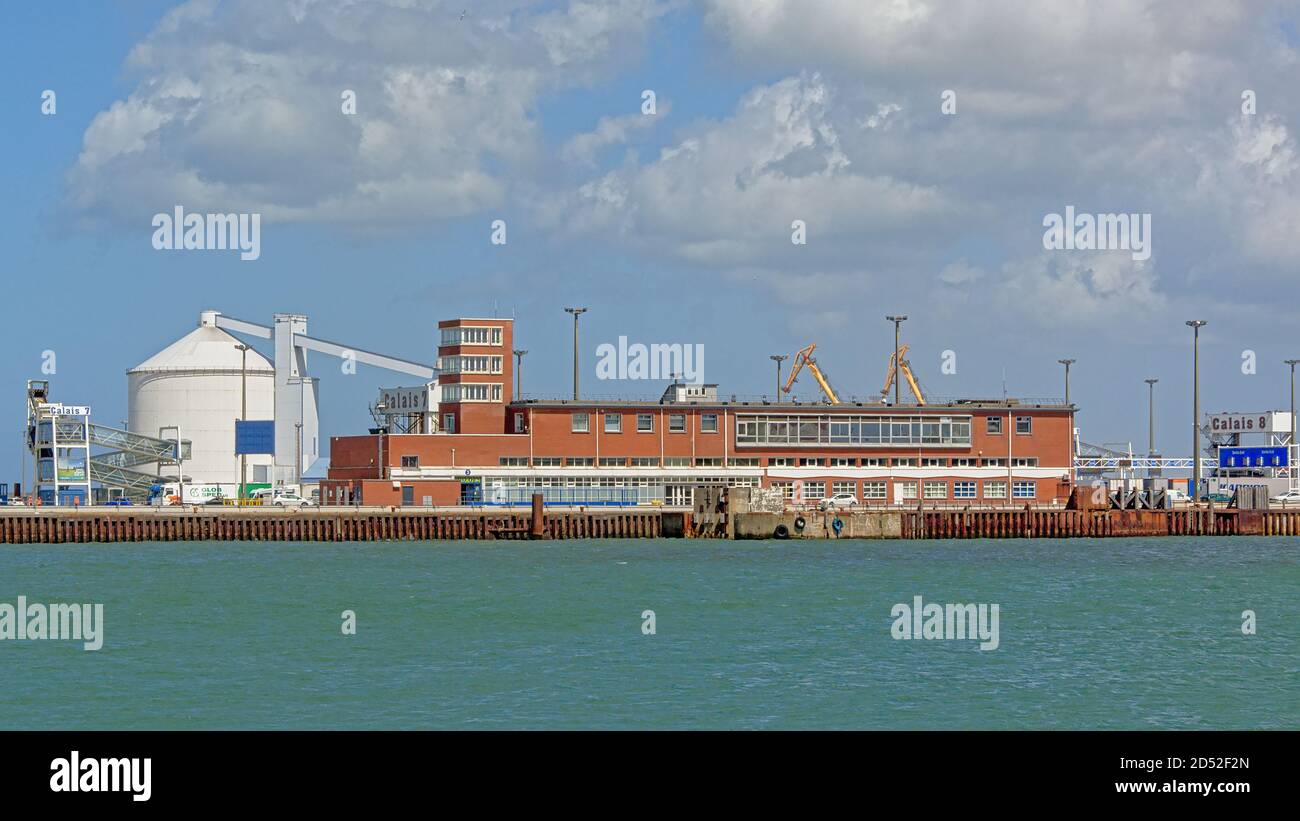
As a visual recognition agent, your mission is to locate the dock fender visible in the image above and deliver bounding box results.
[793,516,806,532]
[773,523,791,539]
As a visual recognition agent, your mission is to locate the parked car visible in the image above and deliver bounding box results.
[1269,488,1300,505]
[818,492,859,511]
[272,493,316,507]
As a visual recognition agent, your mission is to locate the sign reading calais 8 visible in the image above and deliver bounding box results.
[1206,412,1270,433]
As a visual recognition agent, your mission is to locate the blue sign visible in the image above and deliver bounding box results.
[235,420,275,455]
[1217,446,1288,469]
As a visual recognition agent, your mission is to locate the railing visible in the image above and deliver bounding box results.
[515,393,1067,407]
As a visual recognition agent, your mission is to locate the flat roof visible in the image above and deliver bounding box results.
[512,398,1074,411]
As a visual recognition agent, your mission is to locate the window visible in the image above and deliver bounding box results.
[440,355,503,374]
[567,456,594,467]
[803,481,826,500]
[951,458,976,467]
[533,457,561,467]
[986,416,1003,435]
[401,486,414,506]
[442,413,456,433]
[1011,457,1038,467]
[1013,481,1036,499]
[799,457,822,467]
[664,457,690,467]
[498,457,528,467]
[921,458,944,467]
[730,457,759,467]
[695,457,722,467]
[769,457,792,467]
[923,481,947,499]
[440,326,502,346]
[830,457,853,467]
[983,480,1007,499]
[953,481,976,499]
[571,413,589,433]
[897,480,919,500]
[630,457,658,467]
[893,457,917,467]
[832,481,856,496]
[734,413,972,447]
[983,458,1005,467]
[860,457,884,467]
[599,457,626,467]
[863,481,887,500]
[701,413,719,433]
[1016,416,1032,434]
[669,414,686,432]
[604,413,622,433]
[440,383,502,403]
[513,414,525,433]
[400,455,419,468]
[636,413,654,432]
[771,481,794,501]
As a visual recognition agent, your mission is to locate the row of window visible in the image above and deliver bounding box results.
[735,414,975,447]
[440,326,503,347]
[485,476,762,488]
[770,479,1038,501]
[442,383,503,403]
[398,454,1041,469]
[572,412,717,434]
[439,355,503,374]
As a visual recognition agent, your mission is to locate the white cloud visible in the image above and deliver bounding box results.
[64,0,670,229]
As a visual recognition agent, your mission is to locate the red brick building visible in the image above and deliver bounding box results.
[324,317,1075,507]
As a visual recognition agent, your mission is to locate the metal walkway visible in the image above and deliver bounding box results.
[54,421,192,499]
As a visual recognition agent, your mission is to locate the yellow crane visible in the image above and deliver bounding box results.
[880,344,926,405]
[783,343,841,404]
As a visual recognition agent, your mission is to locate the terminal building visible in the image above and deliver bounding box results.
[323,317,1076,507]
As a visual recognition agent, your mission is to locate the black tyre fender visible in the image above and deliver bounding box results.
[793,516,806,531]
[773,523,791,540]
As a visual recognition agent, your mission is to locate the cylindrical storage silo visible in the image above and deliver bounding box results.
[127,310,275,493]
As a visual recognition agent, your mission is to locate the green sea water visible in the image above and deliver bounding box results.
[0,537,1296,729]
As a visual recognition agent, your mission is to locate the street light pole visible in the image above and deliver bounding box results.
[564,308,587,400]
[1186,321,1207,500]
[235,343,249,500]
[1145,378,1158,457]
[513,349,528,399]
[1286,359,1299,490]
[1058,359,1075,406]
[770,354,788,398]
[885,315,907,406]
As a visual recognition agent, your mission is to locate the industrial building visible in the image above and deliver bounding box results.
[323,317,1077,507]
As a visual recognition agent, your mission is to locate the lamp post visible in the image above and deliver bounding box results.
[1058,359,1075,406]
[513,349,528,399]
[770,354,788,398]
[886,315,907,406]
[1286,359,1299,490]
[235,343,249,500]
[1186,320,1207,501]
[564,308,587,400]
[1145,378,1158,457]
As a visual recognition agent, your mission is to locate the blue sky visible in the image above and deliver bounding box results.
[4,0,1300,482]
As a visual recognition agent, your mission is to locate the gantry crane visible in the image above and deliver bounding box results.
[880,344,926,405]
[783,343,841,404]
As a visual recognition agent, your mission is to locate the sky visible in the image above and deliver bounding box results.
[3,0,1300,482]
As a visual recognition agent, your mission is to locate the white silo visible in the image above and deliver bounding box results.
[127,310,275,489]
